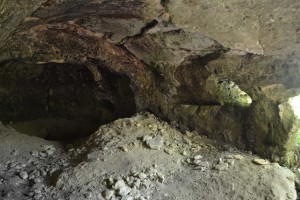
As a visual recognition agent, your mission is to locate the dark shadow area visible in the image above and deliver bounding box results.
[0,61,136,140]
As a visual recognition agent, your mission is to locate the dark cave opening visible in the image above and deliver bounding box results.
[0,61,136,141]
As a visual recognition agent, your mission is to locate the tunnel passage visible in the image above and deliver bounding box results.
[0,61,136,140]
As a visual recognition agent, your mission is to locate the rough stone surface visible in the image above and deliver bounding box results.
[165,0,300,56]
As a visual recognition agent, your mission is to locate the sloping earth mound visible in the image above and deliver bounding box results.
[0,113,297,200]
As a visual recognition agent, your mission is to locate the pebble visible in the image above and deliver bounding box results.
[34,194,43,200]
[133,179,141,187]
[103,147,109,151]
[31,151,39,157]
[156,172,165,183]
[194,155,203,160]
[225,159,235,165]
[119,186,131,196]
[45,149,54,156]
[84,193,93,199]
[224,155,233,159]
[233,155,244,160]
[39,152,47,157]
[185,131,193,137]
[164,148,174,155]
[133,140,139,147]
[253,158,269,165]
[49,168,58,174]
[143,136,152,142]
[121,196,133,200]
[194,160,210,168]
[28,192,35,197]
[145,135,164,150]
[15,164,24,169]
[34,178,42,183]
[138,173,147,180]
[114,179,126,190]
[142,180,152,189]
[214,163,228,171]
[44,145,55,150]
[19,171,28,180]
[121,146,128,152]
[103,190,114,199]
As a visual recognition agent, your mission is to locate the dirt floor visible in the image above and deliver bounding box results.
[0,113,297,200]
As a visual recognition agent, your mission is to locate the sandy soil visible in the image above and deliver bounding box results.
[0,113,297,200]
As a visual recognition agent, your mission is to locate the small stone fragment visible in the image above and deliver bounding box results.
[119,186,131,196]
[253,158,269,165]
[19,171,28,180]
[44,145,55,150]
[114,179,126,190]
[103,147,109,151]
[145,135,164,150]
[142,179,152,188]
[107,177,114,186]
[84,193,93,199]
[103,190,114,200]
[194,166,207,171]
[133,140,139,147]
[194,155,203,160]
[143,135,152,142]
[121,146,128,152]
[45,149,54,156]
[185,131,193,137]
[233,155,244,160]
[121,196,134,200]
[194,160,210,168]
[139,173,147,180]
[133,179,141,187]
[225,159,235,165]
[164,148,174,155]
[157,172,165,183]
[31,151,39,157]
[224,155,233,159]
[39,152,47,157]
[214,163,228,171]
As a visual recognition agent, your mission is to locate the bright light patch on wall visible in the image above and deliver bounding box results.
[289,95,300,146]
[289,95,300,118]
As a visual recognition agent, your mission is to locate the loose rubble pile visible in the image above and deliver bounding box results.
[0,125,71,200]
[0,113,297,200]
[101,166,165,200]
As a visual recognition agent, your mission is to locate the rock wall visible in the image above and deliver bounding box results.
[0,61,136,140]
[0,0,299,165]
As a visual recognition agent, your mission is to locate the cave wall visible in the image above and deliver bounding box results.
[0,61,136,140]
[0,0,300,165]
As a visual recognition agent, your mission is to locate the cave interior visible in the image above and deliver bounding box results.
[0,0,300,199]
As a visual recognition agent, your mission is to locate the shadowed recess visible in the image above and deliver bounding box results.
[0,61,136,140]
